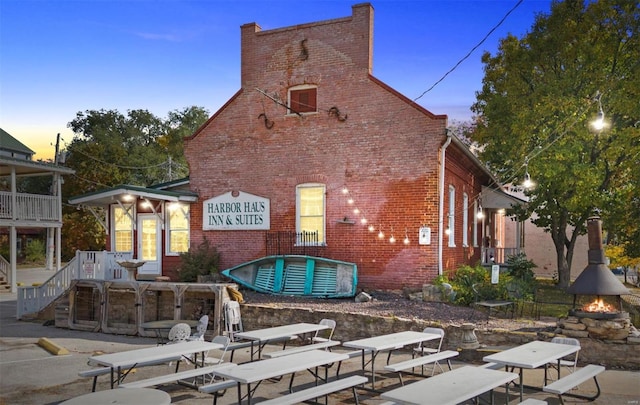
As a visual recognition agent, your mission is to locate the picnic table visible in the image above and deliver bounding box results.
[207,349,349,404]
[59,387,170,405]
[343,330,441,388]
[483,340,581,401]
[381,365,518,405]
[234,322,330,360]
[88,340,222,388]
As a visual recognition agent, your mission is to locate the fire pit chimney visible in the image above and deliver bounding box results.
[567,215,629,298]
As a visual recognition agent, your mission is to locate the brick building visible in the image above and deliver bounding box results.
[184,3,522,290]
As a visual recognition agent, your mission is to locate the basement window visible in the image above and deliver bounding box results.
[288,85,317,114]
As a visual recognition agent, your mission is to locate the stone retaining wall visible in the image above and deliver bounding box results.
[241,304,640,370]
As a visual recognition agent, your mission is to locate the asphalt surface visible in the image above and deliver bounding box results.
[0,268,638,404]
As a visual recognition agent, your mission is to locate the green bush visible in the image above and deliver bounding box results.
[177,238,221,282]
[25,239,46,263]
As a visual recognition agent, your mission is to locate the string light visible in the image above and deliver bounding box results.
[389,227,396,243]
[477,202,484,219]
[403,228,410,245]
[378,225,385,239]
[590,91,608,132]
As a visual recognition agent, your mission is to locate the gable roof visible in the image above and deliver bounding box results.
[0,128,35,156]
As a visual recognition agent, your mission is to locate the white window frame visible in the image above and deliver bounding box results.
[296,183,325,245]
[166,202,190,256]
[111,204,134,253]
[448,185,456,247]
[473,200,480,247]
[462,192,469,247]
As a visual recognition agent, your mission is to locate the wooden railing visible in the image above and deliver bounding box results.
[16,250,133,319]
[0,191,60,222]
[0,255,8,282]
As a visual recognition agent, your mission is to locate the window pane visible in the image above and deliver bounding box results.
[168,205,189,253]
[298,184,325,244]
[113,206,132,252]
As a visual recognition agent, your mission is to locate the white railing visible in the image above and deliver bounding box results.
[16,250,133,319]
[17,258,76,319]
[74,250,133,280]
[0,191,60,222]
[481,247,521,265]
[0,255,8,282]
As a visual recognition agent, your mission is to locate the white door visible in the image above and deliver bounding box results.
[137,214,162,277]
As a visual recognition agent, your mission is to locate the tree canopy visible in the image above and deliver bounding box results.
[471,0,640,288]
[60,106,209,259]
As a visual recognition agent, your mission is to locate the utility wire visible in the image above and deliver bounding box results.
[413,0,524,102]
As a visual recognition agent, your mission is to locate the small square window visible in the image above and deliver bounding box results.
[289,87,317,114]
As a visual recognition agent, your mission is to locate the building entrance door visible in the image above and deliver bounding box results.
[137,214,161,278]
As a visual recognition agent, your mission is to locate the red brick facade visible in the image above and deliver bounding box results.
[184,4,491,289]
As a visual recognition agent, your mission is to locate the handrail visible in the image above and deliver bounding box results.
[0,255,8,283]
[16,250,134,319]
[17,258,76,319]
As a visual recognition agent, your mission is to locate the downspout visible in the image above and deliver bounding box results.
[438,130,453,275]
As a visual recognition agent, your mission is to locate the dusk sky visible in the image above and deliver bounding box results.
[1,0,552,160]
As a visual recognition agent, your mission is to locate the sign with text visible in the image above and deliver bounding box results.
[203,191,270,230]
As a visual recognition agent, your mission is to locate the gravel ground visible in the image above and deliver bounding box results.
[240,289,558,332]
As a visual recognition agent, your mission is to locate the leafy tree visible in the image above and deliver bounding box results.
[60,106,209,259]
[471,0,640,288]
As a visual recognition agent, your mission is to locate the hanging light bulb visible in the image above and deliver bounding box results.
[522,159,534,189]
[347,198,354,205]
[341,187,349,194]
[389,227,396,243]
[353,207,360,215]
[378,225,384,239]
[522,171,533,189]
[368,224,375,232]
[477,203,484,219]
[403,228,410,245]
[590,91,608,132]
[360,217,368,225]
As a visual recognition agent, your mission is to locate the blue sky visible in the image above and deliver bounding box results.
[1,0,552,160]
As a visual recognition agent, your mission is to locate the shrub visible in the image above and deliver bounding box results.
[25,239,46,263]
[177,238,221,282]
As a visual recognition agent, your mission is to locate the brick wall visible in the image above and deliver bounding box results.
[185,4,488,290]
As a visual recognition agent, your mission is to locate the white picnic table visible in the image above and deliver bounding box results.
[234,322,329,360]
[343,330,441,388]
[89,340,222,388]
[381,365,518,405]
[483,340,581,401]
[208,349,349,404]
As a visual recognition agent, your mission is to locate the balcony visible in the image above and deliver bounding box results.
[0,191,61,226]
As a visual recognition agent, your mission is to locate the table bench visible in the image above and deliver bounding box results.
[262,341,340,358]
[118,363,237,389]
[543,364,605,404]
[78,356,182,391]
[255,375,368,405]
[199,380,240,405]
[384,350,459,384]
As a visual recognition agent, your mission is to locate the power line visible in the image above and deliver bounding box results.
[413,0,524,102]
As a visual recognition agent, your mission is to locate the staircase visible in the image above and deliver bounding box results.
[0,256,10,291]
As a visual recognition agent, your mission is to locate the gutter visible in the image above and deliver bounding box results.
[438,130,453,275]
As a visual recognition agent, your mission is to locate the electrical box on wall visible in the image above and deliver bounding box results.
[419,227,431,245]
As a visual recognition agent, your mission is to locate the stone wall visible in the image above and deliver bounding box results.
[241,304,640,370]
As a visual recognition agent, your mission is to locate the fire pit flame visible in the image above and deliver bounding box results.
[583,298,616,313]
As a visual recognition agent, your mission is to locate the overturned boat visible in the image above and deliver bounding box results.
[221,255,358,298]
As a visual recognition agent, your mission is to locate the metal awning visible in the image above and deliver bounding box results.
[68,184,198,207]
[481,186,527,209]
